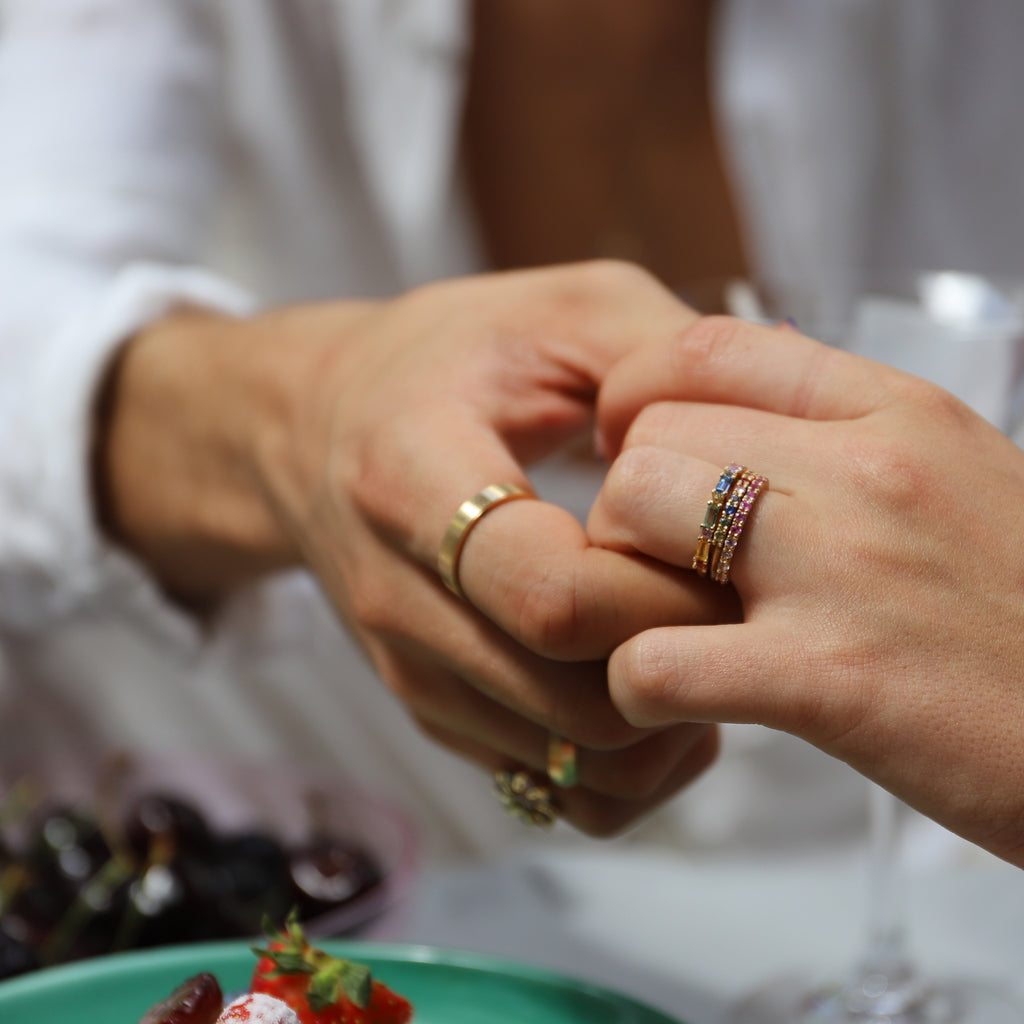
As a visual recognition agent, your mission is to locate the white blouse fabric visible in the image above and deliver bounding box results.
[0,0,1021,864]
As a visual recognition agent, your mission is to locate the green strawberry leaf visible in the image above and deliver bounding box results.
[338,961,372,1009]
[253,911,377,1013]
[307,958,372,1010]
[251,946,315,976]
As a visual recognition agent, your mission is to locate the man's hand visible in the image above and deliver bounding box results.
[97,262,738,834]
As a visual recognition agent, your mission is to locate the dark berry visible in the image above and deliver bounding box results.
[209,831,291,935]
[0,924,39,980]
[123,795,212,863]
[137,971,223,1024]
[26,807,110,888]
[288,834,382,917]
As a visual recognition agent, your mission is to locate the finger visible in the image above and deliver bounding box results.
[355,404,740,661]
[608,623,862,749]
[597,315,894,456]
[457,493,741,658]
[587,447,786,582]
[370,625,648,754]
[322,501,720,750]
[479,260,702,381]
[394,655,715,801]
[621,400,818,478]
[419,716,721,837]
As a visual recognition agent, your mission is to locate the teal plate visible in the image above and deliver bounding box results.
[0,941,685,1023]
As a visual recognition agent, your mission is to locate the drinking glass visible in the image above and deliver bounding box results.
[726,271,1024,1024]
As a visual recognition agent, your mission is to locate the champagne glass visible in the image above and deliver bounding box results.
[726,271,1024,1024]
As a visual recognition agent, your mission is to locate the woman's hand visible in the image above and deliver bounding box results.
[588,314,1024,863]
[97,262,736,834]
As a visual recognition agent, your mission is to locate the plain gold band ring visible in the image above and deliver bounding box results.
[438,483,536,599]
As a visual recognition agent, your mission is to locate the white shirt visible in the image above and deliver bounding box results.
[0,0,1020,865]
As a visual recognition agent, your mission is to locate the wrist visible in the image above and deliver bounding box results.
[93,308,305,603]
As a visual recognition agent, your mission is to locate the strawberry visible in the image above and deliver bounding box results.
[250,912,412,1024]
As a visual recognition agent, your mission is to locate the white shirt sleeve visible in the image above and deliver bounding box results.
[0,0,256,642]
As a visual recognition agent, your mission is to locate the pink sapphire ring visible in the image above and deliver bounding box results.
[693,465,768,585]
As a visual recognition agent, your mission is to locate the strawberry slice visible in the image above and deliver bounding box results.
[250,913,412,1024]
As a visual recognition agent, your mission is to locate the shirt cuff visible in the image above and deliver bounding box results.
[0,261,258,650]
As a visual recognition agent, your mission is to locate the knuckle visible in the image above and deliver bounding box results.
[622,403,683,450]
[834,424,936,519]
[345,576,396,635]
[514,566,586,657]
[565,258,657,294]
[612,633,689,724]
[347,421,403,522]
[537,259,661,315]
[672,314,745,380]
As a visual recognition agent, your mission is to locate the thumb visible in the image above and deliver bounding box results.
[607,622,838,741]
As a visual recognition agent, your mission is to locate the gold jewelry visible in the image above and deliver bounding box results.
[694,465,768,584]
[438,483,536,598]
[547,735,579,787]
[708,471,756,579]
[693,465,744,576]
[493,769,558,828]
[711,472,768,584]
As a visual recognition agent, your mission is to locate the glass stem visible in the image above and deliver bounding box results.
[863,785,908,970]
[842,785,925,1017]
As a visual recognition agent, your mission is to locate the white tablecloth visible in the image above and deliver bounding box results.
[393,844,1024,1024]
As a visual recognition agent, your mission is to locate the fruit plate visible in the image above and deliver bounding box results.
[0,940,686,1023]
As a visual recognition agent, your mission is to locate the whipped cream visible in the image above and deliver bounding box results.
[216,992,300,1023]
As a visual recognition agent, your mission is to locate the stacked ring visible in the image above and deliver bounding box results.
[712,473,768,583]
[693,465,768,585]
[693,464,743,575]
